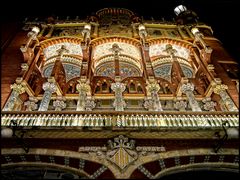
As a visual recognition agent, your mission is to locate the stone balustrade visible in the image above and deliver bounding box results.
[1,112,238,129]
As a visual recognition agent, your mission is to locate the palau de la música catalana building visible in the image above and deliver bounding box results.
[1,5,239,179]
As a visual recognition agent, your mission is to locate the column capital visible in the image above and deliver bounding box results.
[146,80,160,93]
[181,83,194,94]
[111,82,126,93]
[76,80,91,93]
[21,63,29,71]
[213,84,228,94]
[10,83,26,94]
[42,82,57,93]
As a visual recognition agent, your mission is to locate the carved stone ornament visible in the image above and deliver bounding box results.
[24,97,38,111]
[145,79,163,111]
[10,83,26,94]
[111,82,126,93]
[42,82,57,93]
[85,97,96,111]
[213,84,228,95]
[143,98,154,111]
[111,82,126,111]
[174,100,187,111]
[2,83,26,111]
[78,135,166,170]
[181,83,202,111]
[181,83,194,94]
[53,99,66,111]
[163,44,177,58]
[76,80,91,93]
[202,97,216,111]
[110,43,123,57]
[146,80,160,94]
[106,135,137,169]
[56,45,69,58]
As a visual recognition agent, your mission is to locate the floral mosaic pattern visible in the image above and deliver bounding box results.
[120,62,141,79]
[181,65,193,78]
[43,42,83,60]
[93,42,141,60]
[95,62,115,79]
[154,64,193,81]
[95,61,141,79]
[43,65,54,77]
[154,64,172,81]
[43,64,81,82]
[63,64,81,82]
[149,43,190,59]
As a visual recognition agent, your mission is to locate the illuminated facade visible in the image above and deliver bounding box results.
[1,6,239,179]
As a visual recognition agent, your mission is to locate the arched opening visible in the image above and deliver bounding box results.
[156,164,239,180]
[1,163,89,179]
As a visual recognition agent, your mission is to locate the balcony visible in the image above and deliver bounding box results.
[1,111,238,129]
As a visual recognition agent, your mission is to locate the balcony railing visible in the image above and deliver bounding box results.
[1,111,238,129]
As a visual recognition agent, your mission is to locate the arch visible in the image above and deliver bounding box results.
[122,77,146,94]
[154,162,238,179]
[95,59,142,79]
[40,37,83,61]
[148,38,194,49]
[91,36,140,47]
[1,148,116,179]
[148,38,195,61]
[2,162,90,178]
[126,148,238,179]
[92,76,115,93]
[2,148,238,179]
[92,41,141,62]
[40,36,83,49]
[42,55,82,83]
[96,8,135,18]
[153,62,194,81]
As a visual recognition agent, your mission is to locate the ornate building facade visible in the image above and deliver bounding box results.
[1,6,239,179]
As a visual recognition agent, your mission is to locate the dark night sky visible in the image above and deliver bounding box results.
[1,0,240,61]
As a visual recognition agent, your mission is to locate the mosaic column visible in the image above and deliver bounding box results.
[24,96,38,111]
[2,83,26,111]
[213,84,238,111]
[45,25,54,38]
[20,26,40,52]
[38,82,57,111]
[56,45,69,58]
[76,80,91,111]
[81,24,91,48]
[236,80,239,93]
[111,82,126,111]
[110,43,122,77]
[138,24,147,46]
[145,80,163,111]
[191,27,212,53]
[37,24,47,38]
[181,83,202,111]
[163,44,185,77]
